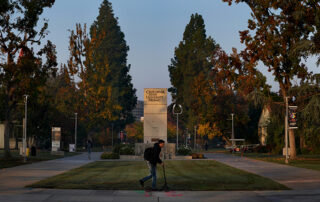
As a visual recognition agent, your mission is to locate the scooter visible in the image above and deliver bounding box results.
[161,163,170,192]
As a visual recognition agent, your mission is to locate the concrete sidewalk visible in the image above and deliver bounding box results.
[1,152,320,201]
[205,153,320,190]
[1,188,320,201]
[0,152,101,193]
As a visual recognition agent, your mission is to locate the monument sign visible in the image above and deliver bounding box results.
[144,88,167,143]
[135,88,174,158]
[51,127,61,152]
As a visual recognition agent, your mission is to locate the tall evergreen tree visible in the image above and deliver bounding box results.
[67,1,136,137]
[168,13,219,128]
[90,0,136,128]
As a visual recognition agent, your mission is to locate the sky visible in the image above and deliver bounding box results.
[41,0,319,103]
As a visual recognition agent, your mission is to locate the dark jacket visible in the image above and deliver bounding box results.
[86,140,92,149]
[149,143,162,165]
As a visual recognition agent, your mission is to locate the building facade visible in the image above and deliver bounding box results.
[132,100,144,122]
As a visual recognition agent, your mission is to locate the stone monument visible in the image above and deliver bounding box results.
[51,127,61,151]
[144,88,167,143]
[135,88,175,158]
[51,127,64,155]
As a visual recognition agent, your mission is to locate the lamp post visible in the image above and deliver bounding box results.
[173,104,183,150]
[23,95,28,163]
[74,113,77,152]
[231,113,235,147]
[285,97,289,164]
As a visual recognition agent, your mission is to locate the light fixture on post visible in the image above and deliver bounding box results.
[173,104,183,150]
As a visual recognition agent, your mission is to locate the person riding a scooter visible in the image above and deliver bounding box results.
[139,139,165,191]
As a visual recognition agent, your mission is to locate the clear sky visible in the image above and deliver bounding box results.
[41,0,319,103]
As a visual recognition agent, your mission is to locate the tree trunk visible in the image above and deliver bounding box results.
[4,120,11,158]
[279,81,297,160]
[289,129,296,159]
[4,95,12,158]
[4,53,14,158]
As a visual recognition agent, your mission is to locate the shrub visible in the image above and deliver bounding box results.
[119,146,135,155]
[300,148,311,155]
[112,144,135,155]
[177,147,192,156]
[300,147,320,155]
[253,145,271,153]
[112,144,125,153]
[192,153,197,159]
[100,152,120,159]
[192,153,205,159]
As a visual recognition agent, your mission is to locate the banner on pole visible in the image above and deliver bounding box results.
[288,106,298,129]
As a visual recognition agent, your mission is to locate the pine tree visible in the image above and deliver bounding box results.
[90,0,137,128]
[67,1,136,137]
[168,13,219,128]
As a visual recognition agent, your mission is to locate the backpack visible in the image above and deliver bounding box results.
[144,147,153,161]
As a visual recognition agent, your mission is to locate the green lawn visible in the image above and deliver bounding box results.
[0,150,79,169]
[236,153,320,171]
[29,160,288,191]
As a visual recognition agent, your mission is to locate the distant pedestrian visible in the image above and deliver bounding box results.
[205,141,208,151]
[139,139,165,191]
[86,139,93,160]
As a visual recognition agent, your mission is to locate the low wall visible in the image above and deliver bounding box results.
[173,156,192,160]
[135,143,176,159]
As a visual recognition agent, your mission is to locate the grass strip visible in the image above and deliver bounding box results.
[29,160,288,191]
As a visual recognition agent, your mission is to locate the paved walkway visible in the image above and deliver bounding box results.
[3,188,320,202]
[0,152,320,201]
[0,152,101,193]
[205,153,320,190]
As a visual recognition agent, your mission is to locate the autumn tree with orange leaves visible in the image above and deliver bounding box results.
[125,121,143,143]
[222,0,320,158]
[169,13,269,145]
[192,47,270,144]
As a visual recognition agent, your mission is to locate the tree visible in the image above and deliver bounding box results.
[190,46,270,144]
[168,13,219,128]
[223,0,318,158]
[125,121,143,143]
[45,66,79,146]
[67,24,121,137]
[290,75,320,153]
[0,0,57,157]
[67,0,136,141]
[169,13,270,145]
[167,108,183,143]
[287,2,320,65]
[90,0,137,127]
